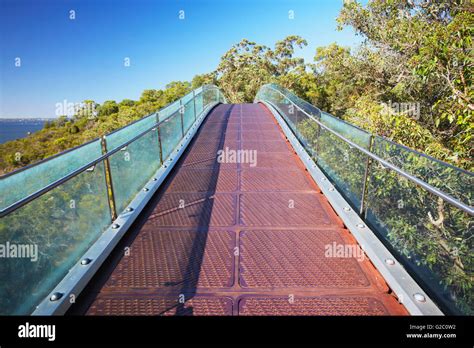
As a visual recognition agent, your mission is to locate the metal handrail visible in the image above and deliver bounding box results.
[257,84,474,216]
[0,85,222,218]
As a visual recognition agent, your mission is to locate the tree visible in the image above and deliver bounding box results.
[215,36,309,103]
[119,99,136,107]
[336,0,473,169]
[98,100,119,117]
[139,89,163,104]
[191,73,217,89]
[162,81,192,103]
[215,39,273,103]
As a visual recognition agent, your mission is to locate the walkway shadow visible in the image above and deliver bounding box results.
[171,104,233,316]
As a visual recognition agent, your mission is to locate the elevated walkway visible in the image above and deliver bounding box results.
[78,104,407,315]
[2,85,470,316]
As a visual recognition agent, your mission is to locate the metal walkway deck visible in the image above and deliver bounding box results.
[77,104,407,316]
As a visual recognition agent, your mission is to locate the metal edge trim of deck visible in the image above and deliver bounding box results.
[259,100,444,316]
[32,102,221,316]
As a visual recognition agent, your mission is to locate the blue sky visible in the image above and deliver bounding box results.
[0,0,363,119]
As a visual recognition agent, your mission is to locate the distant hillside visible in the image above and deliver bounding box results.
[0,81,198,175]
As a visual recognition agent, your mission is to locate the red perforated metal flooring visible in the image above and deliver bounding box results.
[83,104,408,316]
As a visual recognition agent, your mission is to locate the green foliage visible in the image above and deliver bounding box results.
[191,72,217,89]
[162,81,192,104]
[335,0,473,170]
[215,39,273,103]
[139,89,163,104]
[215,36,309,103]
[119,99,135,108]
[0,82,192,175]
[98,100,119,117]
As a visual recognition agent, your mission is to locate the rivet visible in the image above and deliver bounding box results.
[152,178,158,181]
[414,293,426,303]
[385,258,395,266]
[356,223,365,229]
[112,223,120,229]
[143,188,149,192]
[343,207,351,212]
[80,258,92,265]
[329,187,335,192]
[50,292,63,302]
[126,207,134,212]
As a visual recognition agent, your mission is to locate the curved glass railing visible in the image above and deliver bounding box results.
[0,85,226,315]
[256,83,474,315]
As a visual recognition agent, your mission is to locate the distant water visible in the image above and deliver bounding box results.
[0,119,47,144]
